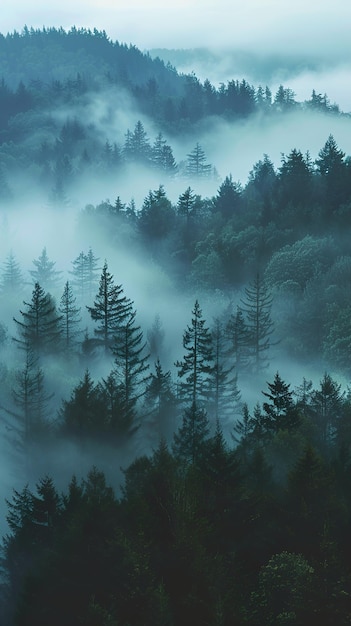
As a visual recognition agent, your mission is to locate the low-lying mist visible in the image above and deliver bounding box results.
[1,62,351,542]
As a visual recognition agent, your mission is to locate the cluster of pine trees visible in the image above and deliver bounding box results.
[0,244,276,454]
[1,25,351,624]
[2,240,351,623]
[2,366,351,624]
[0,27,346,204]
[71,133,351,374]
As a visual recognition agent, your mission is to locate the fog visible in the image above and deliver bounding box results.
[0,3,350,557]
[3,1,351,56]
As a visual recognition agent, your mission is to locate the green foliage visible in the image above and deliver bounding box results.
[250,552,315,625]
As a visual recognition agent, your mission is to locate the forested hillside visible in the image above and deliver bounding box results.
[1,26,351,625]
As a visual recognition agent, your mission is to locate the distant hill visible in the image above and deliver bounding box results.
[0,26,185,96]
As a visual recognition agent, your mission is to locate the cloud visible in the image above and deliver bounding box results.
[2,0,351,56]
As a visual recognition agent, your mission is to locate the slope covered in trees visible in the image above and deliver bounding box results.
[1,25,351,625]
[0,26,347,206]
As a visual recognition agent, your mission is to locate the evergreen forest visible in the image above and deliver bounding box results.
[0,26,351,624]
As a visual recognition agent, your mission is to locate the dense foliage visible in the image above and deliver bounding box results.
[1,25,351,625]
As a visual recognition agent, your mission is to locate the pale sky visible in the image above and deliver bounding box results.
[2,0,351,56]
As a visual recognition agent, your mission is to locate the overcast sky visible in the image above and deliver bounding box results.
[2,0,351,55]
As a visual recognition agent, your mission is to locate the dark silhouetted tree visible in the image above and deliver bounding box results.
[262,371,300,434]
[144,358,177,443]
[241,273,274,374]
[175,300,213,407]
[111,309,150,433]
[58,281,82,353]
[172,402,210,464]
[86,261,132,354]
[13,282,62,355]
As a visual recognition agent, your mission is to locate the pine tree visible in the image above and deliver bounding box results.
[172,402,210,464]
[233,402,255,448]
[111,309,149,433]
[186,143,212,178]
[1,251,25,296]
[13,282,62,355]
[241,273,274,374]
[30,247,62,292]
[226,306,250,375]
[311,373,343,450]
[138,185,175,241]
[124,120,151,165]
[144,359,177,442]
[70,251,86,300]
[315,134,347,210]
[175,300,213,407]
[215,174,242,217]
[97,371,135,441]
[70,247,100,302]
[58,281,82,353]
[59,370,107,440]
[86,261,133,354]
[2,345,53,466]
[208,317,241,427]
[147,314,165,362]
[177,187,197,222]
[152,132,177,175]
[262,372,300,434]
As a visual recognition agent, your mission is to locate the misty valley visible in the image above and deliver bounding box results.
[1,26,351,625]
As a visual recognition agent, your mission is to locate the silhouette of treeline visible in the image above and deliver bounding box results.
[2,370,351,624]
[0,27,341,121]
[0,28,344,182]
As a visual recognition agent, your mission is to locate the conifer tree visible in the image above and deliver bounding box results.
[86,261,133,354]
[1,251,25,296]
[208,317,241,426]
[315,134,348,209]
[152,132,177,175]
[177,186,197,222]
[58,281,82,353]
[70,247,100,302]
[144,358,177,442]
[13,282,62,355]
[1,345,53,467]
[138,185,175,241]
[172,402,210,464]
[175,300,213,407]
[30,247,62,292]
[226,306,250,374]
[147,314,165,362]
[311,373,343,449]
[111,309,149,432]
[59,370,107,440]
[186,142,212,178]
[215,174,242,217]
[232,402,256,457]
[241,273,274,374]
[262,371,300,433]
[123,120,151,164]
